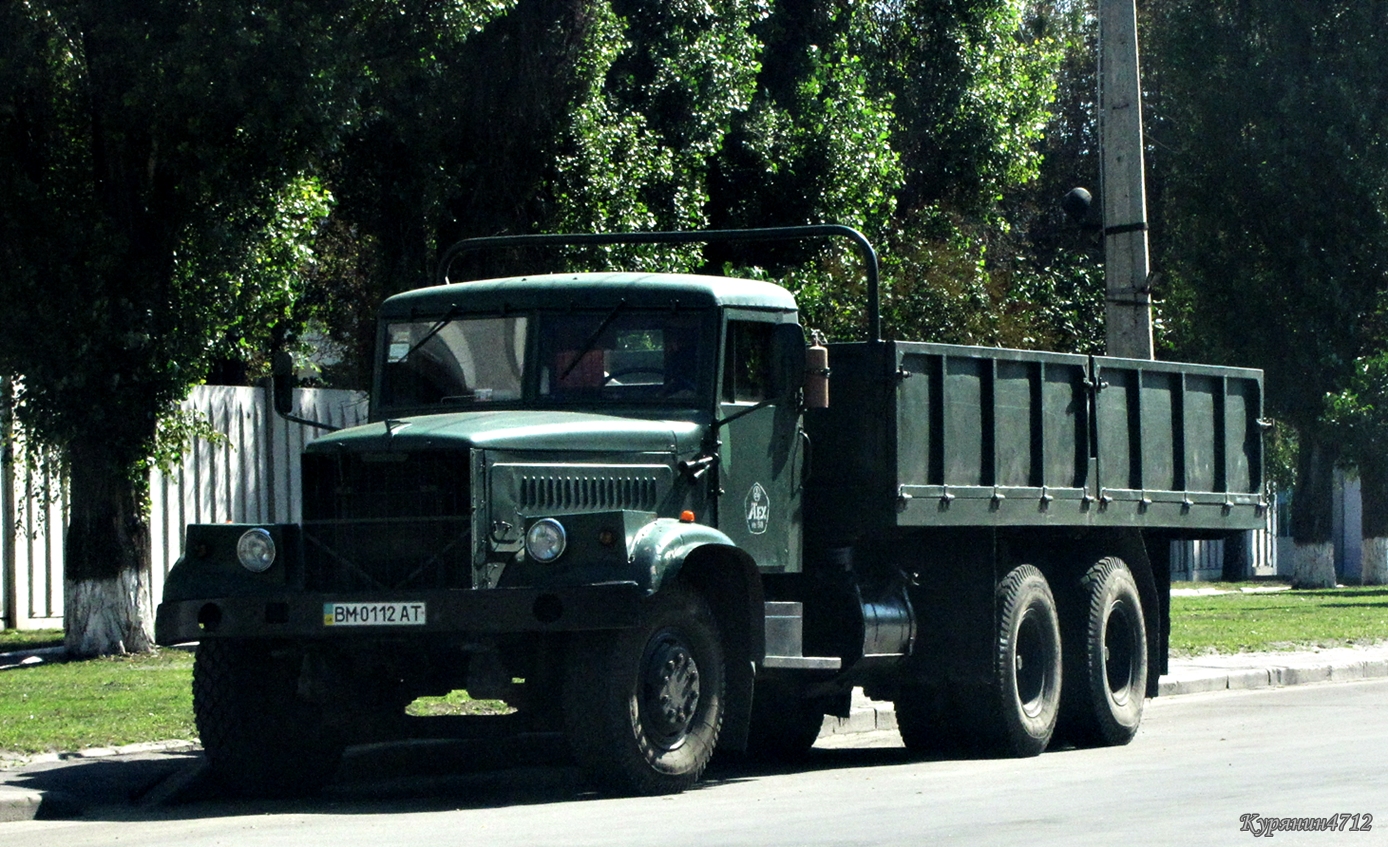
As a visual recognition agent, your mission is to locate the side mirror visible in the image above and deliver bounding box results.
[272,350,295,416]
[769,323,807,400]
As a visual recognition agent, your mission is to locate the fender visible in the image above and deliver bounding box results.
[629,517,742,593]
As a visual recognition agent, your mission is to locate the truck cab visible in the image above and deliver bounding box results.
[156,267,819,797]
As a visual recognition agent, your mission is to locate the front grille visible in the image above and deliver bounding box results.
[519,473,661,512]
[301,451,472,591]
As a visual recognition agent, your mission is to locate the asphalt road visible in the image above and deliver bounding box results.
[6,679,1386,847]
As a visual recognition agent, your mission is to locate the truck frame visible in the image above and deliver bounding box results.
[155,226,1265,796]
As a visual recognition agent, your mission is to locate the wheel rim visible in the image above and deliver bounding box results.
[1104,601,1138,706]
[1014,609,1053,719]
[639,628,701,750]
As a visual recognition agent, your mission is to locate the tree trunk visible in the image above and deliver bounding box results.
[1359,462,1388,585]
[63,440,153,657]
[1289,437,1337,588]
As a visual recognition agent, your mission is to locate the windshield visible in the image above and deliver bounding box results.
[536,310,710,403]
[377,309,712,413]
[381,316,527,408]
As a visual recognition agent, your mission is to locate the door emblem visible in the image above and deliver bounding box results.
[745,482,770,535]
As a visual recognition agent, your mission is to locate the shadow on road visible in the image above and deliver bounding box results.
[7,733,936,821]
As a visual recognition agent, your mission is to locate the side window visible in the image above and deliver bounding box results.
[723,321,774,403]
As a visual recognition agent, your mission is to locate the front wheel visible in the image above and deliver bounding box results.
[563,584,725,795]
[193,640,344,797]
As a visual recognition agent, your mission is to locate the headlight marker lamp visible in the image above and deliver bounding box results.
[525,518,568,563]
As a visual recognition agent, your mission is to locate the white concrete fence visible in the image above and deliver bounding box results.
[1,385,367,630]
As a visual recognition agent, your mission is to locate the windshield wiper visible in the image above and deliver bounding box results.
[558,299,626,383]
[398,306,463,363]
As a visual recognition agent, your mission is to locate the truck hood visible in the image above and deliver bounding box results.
[305,409,705,456]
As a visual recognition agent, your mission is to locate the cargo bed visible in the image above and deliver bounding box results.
[805,341,1265,537]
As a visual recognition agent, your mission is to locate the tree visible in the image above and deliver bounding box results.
[314,1,1081,366]
[0,1,374,654]
[1146,0,1388,586]
[1324,353,1388,584]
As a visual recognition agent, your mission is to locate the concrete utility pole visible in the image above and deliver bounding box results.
[1099,0,1154,359]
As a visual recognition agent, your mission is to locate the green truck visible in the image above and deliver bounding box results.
[155,226,1265,796]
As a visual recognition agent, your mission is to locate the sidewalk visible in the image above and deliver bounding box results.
[4,642,1388,821]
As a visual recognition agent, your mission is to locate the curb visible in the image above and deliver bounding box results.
[0,740,200,822]
[1155,655,1388,696]
[0,786,41,824]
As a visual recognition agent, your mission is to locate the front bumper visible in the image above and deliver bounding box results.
[154,581,645,645]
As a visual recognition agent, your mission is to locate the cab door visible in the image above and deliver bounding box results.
[716,315,804,573]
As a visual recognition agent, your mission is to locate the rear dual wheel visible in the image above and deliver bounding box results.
[990,564,1064,757]
[899,565,1062,758]
[1060,557,1148,747]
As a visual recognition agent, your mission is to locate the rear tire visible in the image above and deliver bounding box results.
[988,565,1062,757]
[193,640,344,797]
[1060,557,1147,747]
[563,584,724,795]
[895,683,966,755]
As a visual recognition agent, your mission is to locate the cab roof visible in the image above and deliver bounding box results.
[379,272,798,318]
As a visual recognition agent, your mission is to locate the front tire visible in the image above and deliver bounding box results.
[563,584,725,795]
[193,640,344,797]
[1060,557,1148,747]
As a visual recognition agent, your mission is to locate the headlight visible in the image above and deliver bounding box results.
[236,528,277,573]
[525,518,567,562]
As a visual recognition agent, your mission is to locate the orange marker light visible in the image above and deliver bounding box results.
[679,510,696,523]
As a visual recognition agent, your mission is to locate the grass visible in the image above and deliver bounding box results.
[0,648,196,757]
[3,584,1386,758]
[0,628,64,653]
[405,689,515,717]
[1169,585,1388,656]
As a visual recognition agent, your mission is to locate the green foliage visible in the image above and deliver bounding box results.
[1324,354,1388,468]
[550,0,768,270]
[1147,1,1388,540]
[1149,1,1388,430]
[864,0,1060,217]
[204,175,335,380]
[1262,418,1301,494]
[0,1,361,470]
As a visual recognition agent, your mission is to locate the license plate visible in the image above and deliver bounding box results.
[323,602,426,627]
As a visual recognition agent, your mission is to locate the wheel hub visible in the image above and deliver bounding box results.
[641,632,701,746]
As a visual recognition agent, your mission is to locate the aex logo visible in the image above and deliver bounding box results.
[745,482,770,535]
